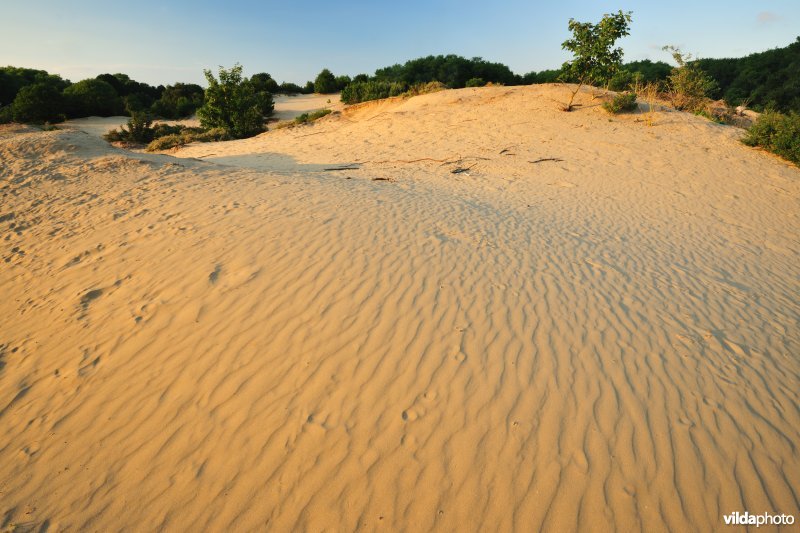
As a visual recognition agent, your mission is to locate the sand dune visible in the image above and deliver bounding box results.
[1,85,798,531]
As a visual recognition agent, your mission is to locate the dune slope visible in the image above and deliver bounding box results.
[1,85,799,531]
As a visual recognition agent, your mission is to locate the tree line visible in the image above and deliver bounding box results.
[0,67,317,125]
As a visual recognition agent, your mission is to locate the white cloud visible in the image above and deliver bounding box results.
[757,11,779,25]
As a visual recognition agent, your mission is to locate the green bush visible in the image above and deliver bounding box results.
[294,109,332,124]
[466,78,486,87]
[314,69,338,94]
[340,80,408,104]
[150,83,204,119]
[402,81,446,97]
[11,83,65,123]
[663,47,718,112]
[64,78,124,117]
[145,126,231,151]
[602,92,638,114]
[146,134,185,151]
[197,64,265,139]
[103,112,154,143]
[0,105,12,124]
[742,110,800,165]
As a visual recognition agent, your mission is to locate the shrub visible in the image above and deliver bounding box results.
[63,78,124,117]
[197,64,265,139]
[340,80,408,104]
[314,69,338,94]
[11,83,65,123]
[254,91,275,116]
[295,109,332,124]
[402,81,446,97]
[466,78,486,87]
[0,105,12,124]
[742,110,800,165]
[146,134,185,151]
[602,92,638,113]
[663,47,718,112]
[561,10,633,110]
[103,112,155,144]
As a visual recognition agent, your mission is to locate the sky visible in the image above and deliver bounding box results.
[1,0,798,86]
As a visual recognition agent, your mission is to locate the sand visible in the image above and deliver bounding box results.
[1,85,798,531]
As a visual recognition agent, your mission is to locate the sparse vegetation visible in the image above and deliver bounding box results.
[742,110,800,165]
[466,78,486,87]
[636,81,661,126]
[602,92,637,114]
[402,81,447,97]
[145,127,231,151]
[561,10,633,111]
[662,46,718,112]
[294,109,332,124]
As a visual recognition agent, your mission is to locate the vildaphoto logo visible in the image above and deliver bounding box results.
[723,511,795,527]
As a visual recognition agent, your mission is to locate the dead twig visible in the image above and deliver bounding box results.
[529,158,564,164]
[499,146,517,156]
[451,163,478,174]
[323,165,360,171]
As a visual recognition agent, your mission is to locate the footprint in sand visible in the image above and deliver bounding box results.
[208,264,222,284]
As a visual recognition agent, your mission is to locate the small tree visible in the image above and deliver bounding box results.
[197,64,265,139]
[314,69,338,94]
[662,46,718,112]
[561,10,632,110]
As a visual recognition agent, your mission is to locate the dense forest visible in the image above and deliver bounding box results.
[1,37,797,122]
[697,37,800,112]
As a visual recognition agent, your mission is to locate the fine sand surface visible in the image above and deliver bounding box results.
[1,85,798,531]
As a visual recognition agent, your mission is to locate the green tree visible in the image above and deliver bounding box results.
[250,73,279,93]
[314,69,338,93]
[197,64,265,139]
[11,83,65,123]
[561,10,633,110]
[63,78,124,117]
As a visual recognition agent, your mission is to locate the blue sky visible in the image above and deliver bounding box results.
[2,0,798,86]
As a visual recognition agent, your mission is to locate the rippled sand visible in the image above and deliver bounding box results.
[1,85,798,531]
